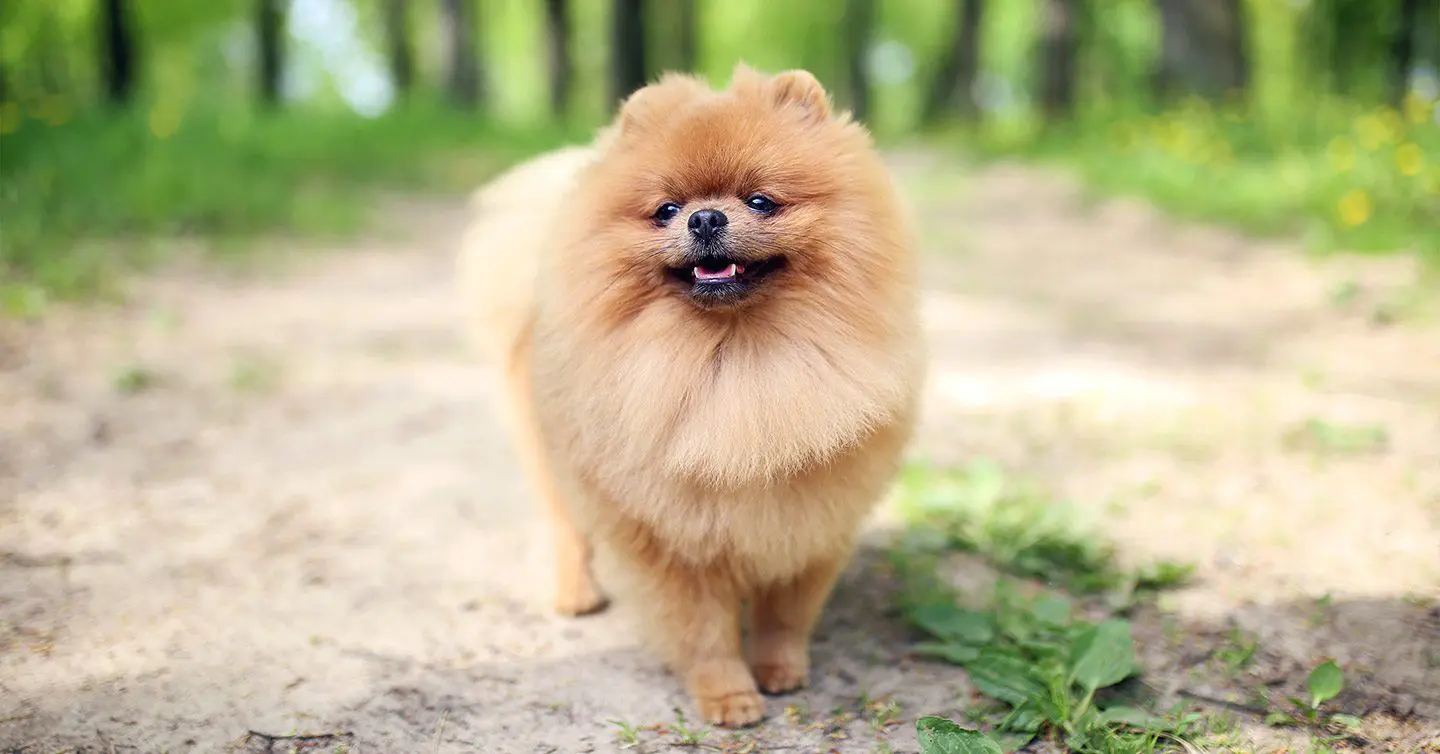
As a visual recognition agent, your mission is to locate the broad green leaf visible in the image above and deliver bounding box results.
[1069,619,1139,691]
[913,641,981,664]
[1264,710,1295,726]
[1307,660,1344,708]
[966,648,1047,706]
[1097,706,1166,730]
[999,700,1046,733]
[1329,713,1363,732]
[910,603,997,645]
[991,731,1036,753]
[1029,594,1072,626]
[915,716,1006,754]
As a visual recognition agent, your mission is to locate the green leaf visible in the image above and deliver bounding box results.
[910,603,997,645]
[1329,713,1364,732]
[1264,710,1295,726]
[991,731,1037,753]
[1096,706,1165,729]
[1029,594,1072,626]
[966,648,1047,706]
[1069,619,1139,692]
[913,641,981,664]
[1307,660,1344,709]
[915,716,1006,754]
[999,700,1046,733]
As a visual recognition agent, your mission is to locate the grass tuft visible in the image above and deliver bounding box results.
[0,101,581,309]
[940,93,1440,264]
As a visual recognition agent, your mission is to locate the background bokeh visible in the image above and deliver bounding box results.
[1,0,1437,309]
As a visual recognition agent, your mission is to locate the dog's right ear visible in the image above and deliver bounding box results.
[616,72,710,137]
[769,69,833,123]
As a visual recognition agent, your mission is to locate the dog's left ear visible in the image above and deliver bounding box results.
[769,69,833,123]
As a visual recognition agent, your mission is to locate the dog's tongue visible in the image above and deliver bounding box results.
[694,263,741,281]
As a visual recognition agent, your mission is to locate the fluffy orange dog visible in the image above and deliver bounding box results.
[457,64,924,727]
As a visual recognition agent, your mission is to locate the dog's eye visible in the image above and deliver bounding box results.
[745,193,779,214]
[653,202,682,224]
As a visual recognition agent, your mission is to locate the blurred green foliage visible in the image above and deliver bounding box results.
[0,0,1436,312]
[964,94,1439,259]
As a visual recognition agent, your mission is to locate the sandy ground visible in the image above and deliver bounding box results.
[2,152,1438,753]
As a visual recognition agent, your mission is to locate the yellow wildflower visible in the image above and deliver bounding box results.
[1327,137,1356,172]
[147,103,181,139]
[1336,189,1372,228]
[1380,107,1405,141]
[1402,91,1434,124]
[1395,142,1424,176]
[37,95,70,126]
[1355,114,1390,150]
[0,101,19,135]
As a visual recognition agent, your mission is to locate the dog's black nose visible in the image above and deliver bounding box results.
[687,208,728,241]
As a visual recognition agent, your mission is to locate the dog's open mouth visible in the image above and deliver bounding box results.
[667,255,786,306]
[669,255,785,286]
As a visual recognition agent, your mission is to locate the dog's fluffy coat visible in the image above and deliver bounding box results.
[457,65,925,727]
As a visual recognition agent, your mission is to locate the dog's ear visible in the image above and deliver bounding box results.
[617,72,710,137]
[769,69,833,123]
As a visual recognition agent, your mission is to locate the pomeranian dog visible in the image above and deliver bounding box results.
[457,64,925,727]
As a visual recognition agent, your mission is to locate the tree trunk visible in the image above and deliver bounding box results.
[543,0,573,117]
[384,0,414,98]
[676,0,697,73]
[257,0,285,107]
[441,0,481,108]
[1152,0,1248,102]
[923,0,986,125]
[647,0,698,76]
[1037,0,1077,119]
[844,0,874,123]
[99,0,137,105]
[610,0,647,106]
[1390,0,1420,105]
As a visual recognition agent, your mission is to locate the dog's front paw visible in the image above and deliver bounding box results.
[751,660,808,695]
[686,659,767,728]
[696,688,767,728]
[553,577,608,617]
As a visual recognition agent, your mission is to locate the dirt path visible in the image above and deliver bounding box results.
[3,152,1438,753]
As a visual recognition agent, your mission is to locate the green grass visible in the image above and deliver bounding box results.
[938,92,1440,264]
[896,460,1193,603]
[890,459,1206,752]
[894,458,1367,753]
[0,99,582,313]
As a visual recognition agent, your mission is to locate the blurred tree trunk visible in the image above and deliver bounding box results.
[384,0,414,99]
[1152,0,1248,102]
[923,0,986,125]
[1037,0,1077,119]
[544,0,573,117]
[676,0,697,73]
[844,0,874,122]
[648,0,698,75]
[98,0,137,105]
[441,0,481,108]
[257,0,286,107]
[1306,0,1390,96]
[610,0,647,106]
[1389,0,1420,105]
